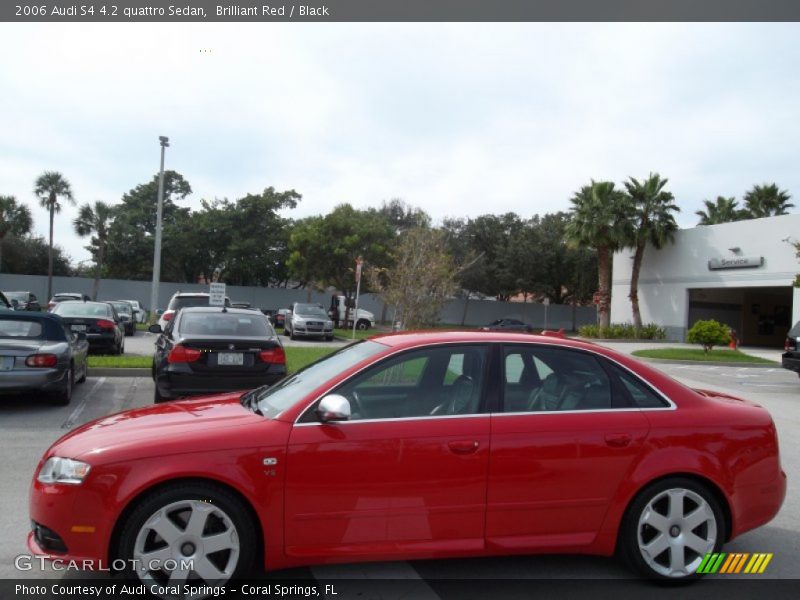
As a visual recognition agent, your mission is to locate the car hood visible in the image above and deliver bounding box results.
[48,392,272,463]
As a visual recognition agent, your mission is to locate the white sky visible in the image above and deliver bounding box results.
[1,22,799,264]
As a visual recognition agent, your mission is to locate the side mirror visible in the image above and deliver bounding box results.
[148,324,163,334]
[316,394,351,423]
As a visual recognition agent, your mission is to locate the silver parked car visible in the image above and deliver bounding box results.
[0,312,89,405]
[284,302,334,341]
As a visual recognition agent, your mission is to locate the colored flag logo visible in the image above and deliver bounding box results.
[696,552,773,574]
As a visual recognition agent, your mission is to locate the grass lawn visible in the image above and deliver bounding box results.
[334,327,379,341]
[135,323,150,331]
[632,348,777,364]
[89,355,152,368]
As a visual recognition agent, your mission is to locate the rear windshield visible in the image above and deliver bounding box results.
[169,296,231,310]
[54,303,113,318]
[178,313,271,337]
[110,302,132,315]
[0,319,43,338]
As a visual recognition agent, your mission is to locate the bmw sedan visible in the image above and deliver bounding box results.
[1,312,88,404]
[28,331,785,590]
[52,301,124,354]
[149,306,286,403]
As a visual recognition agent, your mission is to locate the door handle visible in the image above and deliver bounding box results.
[604,433,632,448]
[448,440,480,454]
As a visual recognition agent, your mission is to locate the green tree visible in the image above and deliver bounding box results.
[0,234,71,276]
[34,171,75,300]
[370,226,458,329]
[287,204,395,321]
[687,319,731,353]
[695,196,743,225]
[565,180,633,329]
[104,171,192,282]
[378,199,431,233]
[73,201,114,300]
[742,183,793,218]
[623,173,680,331]
[0,195,33,272]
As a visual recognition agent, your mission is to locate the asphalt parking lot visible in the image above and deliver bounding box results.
[1,353,797,596]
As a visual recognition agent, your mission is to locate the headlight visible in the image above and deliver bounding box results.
[37,457,91,485]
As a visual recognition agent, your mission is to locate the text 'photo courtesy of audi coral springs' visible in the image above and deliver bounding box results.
[28,331,785,590]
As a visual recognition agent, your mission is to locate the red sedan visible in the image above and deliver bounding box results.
[29,332,785,587]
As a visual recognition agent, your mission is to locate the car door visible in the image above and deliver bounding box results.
[284,344,492,558]
[486,344,651,549]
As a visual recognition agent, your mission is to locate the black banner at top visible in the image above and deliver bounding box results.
[3,0,800,23]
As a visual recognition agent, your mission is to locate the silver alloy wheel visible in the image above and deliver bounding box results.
[132,499,240,590]
[637,487,717,577]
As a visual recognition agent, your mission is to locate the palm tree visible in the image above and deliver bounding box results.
[34,171,75,300]
[0,195,33,272]
[623,174,680,331]
[743,183,793,218]
[73,201,113,300]
[565,181,633,328]
[695,196,742,225]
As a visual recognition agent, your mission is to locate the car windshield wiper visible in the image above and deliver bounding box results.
[240,384,271,414]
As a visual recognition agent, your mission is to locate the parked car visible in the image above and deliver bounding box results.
[3,291,41,311]
[28,331,785,588]
[781,320,800,376]
[120,299,146,323]
[51,301,124,354]
[481,318,534,333]
[285,302,334,341]
[149,306,286,403]
[47,293,90,311]
[157,291,231,330]
[328,294,374,329]
[0,311,88,404]
[273,308,290,329]
[108,301,136,336]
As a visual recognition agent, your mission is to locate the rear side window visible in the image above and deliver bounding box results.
[608,364,669,408]
[0,320,43,338]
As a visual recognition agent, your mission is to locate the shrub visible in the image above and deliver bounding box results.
[578,322,666,340]
[686,319,731,353]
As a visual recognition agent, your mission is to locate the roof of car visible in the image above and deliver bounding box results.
[173,292,211,297]
[0,310,64,322]
[55,300,108,307]
[178,306,267,315]
[369,330,597,351]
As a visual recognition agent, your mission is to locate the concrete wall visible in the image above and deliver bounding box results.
[0,272,596,329]
[610,214,800,342]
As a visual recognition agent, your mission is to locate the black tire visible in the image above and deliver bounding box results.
[356,319,370,331]
[116,481,256,585]
[289,329,296,341]
[325,335,333,342]
[619,477,725,581]
[50,368,73,406]
[154,385,168,403]
[76,361,87,384]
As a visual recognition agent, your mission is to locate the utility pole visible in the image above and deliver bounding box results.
[149,135,169,324]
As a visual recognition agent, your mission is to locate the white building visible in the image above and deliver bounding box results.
[611,214,800,347]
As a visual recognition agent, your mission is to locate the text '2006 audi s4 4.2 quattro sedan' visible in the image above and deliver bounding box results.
[28,331,785,590]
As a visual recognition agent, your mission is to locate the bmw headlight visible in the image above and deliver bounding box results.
[37,457,91,485]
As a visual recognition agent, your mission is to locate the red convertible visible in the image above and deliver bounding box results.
[29,331,785,586]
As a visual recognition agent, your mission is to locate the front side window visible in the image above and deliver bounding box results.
[502,346,612,412]
[331,345,488,420]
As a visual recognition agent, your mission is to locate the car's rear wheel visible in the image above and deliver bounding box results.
[50,367,73,406]
[117,482,256,591]
[154,386,168,404]
[620,477,724,581]
[356,319,370,330]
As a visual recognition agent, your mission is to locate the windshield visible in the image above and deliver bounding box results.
[256,340,386,418]
[295,305,328,318]
[54,302,113,318]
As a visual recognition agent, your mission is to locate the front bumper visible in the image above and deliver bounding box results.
[291,326,333,338]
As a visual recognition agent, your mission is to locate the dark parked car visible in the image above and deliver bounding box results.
[273,308,290,329]
[149,306,286,403]
[47,293,91,311]
[108,301,136,336]
[51,301,124,354]
[3,291,41,311]
[158,291,232,329]
[0,311,88,404]
[782,320,800,376]
[481,318,534,333]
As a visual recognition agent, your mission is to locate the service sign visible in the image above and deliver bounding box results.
[209,282,226,306]
[708,256,764,270]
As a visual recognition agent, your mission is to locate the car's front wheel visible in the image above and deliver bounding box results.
[117,482,256,589]
[620,477,725,581]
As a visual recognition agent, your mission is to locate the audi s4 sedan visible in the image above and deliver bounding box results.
[149,306,286,403]
[51,301,124,354]
[28,331,785,591]
[1,311,88,404]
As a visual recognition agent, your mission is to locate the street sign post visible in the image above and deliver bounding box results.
[352,257,364,339]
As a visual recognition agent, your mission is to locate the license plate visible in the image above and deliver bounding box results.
[71,324,87,332]
[1,357,13,371]
[217,352,243,366]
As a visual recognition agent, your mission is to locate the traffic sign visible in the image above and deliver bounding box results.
[209,282,226,306]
